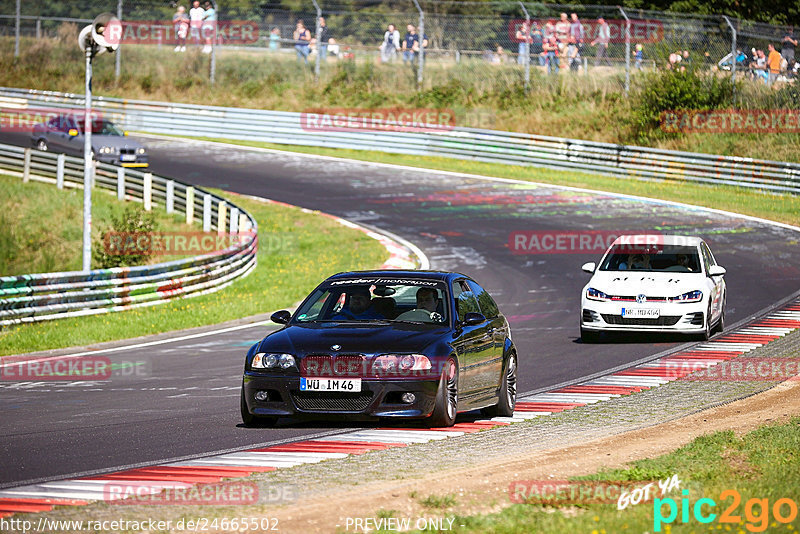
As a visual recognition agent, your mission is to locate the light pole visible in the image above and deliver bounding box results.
[78,13,120,272]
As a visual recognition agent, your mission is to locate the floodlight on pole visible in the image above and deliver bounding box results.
[78,13,120,273]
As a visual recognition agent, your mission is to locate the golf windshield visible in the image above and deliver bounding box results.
[599,245,702,273]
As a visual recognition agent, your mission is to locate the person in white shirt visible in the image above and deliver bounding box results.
[189,0,204,47]
[380,24,401,63]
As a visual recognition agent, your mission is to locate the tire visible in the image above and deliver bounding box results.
[428,357,458,427]
[36,139,48,152]
[482,352,517,418]
[240,388,278,428]
[714,295,726,334]
[581,327,600,343]
[700,302,713,341]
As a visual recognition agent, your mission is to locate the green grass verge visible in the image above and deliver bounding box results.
[188,137,800,228]
[433,417,800,533]
[0,189,388,356]
[0,174,194,275]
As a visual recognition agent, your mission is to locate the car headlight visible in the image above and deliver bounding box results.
[251,352,296,369]
[372,354,432,375]
[137,147,146,154]
[670,290,703,303]
[98,146,113,154]
[586,287,610,302]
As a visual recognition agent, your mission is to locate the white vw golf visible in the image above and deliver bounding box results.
[580,235,726,342]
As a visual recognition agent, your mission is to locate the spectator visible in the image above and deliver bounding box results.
[492,45,506,64]
[294,19,312,64]
[668,50,682,69]
[268,27,280,51]
[380,23,401,63]
[515,21,532,65]
[591,17,610,66]
[782,28,797,76]
[402,24,425,64]
[531,21,544,66]
[555,12,569,47]
[189,0,204,47]
[173,5,189,52]
[567,35,580,72]
[569,13,584,49]
[543,35,559,74]
[201,1,216,54]
[766,43,782,85]
[753,49,768,82]
[635,43,643,69]
[680,49,691,71]
[318,17,332,60]
[543,19,555,42]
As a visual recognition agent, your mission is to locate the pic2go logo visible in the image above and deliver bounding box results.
[654,489,799,532]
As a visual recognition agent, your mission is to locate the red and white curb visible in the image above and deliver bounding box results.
[1,300,798,517]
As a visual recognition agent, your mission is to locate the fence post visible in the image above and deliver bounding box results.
[722,16,737,104]
[312,0,322,80]
[14,0,20,58]
[22,148,30,182]
[186,186,195,224]
[412,0,424,88]
[117,167,125,199]
[203,194,212,232]
[229,206,239,234]
[36,18,41,39]
[518,2,531,90]
[217,200,227,235]
[115,0,122,79]
[209,0,217,85]
[143,172,153,210]
[166,180,175,213]
[57,153,65,189]
[619,7,630,95]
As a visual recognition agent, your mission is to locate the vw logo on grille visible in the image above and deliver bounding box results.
[636,294,647,303]
[330,344,341,351]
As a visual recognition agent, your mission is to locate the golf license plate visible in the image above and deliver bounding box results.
[621,308,660,318]
[300,377,361,392]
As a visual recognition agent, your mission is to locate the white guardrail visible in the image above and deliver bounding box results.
[0,143,257,326]
[2,86,800,194]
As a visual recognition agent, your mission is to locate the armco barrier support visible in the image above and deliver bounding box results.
[0,143,258,326]
[2,86,800,194]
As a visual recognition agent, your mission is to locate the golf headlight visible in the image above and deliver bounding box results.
[671,290,703,303]
[586,287,610,301]
[251,352,295,369]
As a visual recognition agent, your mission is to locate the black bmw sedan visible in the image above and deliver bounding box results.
[241,270,518,427]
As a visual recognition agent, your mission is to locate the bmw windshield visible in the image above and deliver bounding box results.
[294,278,449,324]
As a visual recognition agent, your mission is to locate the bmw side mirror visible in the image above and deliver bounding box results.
[462,312,485,326]
[708,265,726,277]
[271,310,291,324]
[581,262,596,274]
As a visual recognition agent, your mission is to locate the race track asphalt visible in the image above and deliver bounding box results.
[2,134,799,487]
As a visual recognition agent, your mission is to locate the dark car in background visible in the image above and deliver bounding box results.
[241,270,518,427]
[31,113,148,168]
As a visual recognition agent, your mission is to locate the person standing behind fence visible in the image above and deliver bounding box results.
[201,1,216,54]
[591,17,610,67]
[543,35,559,74]
[766,43,782,85]
[294,20,312,64]
[173,6,189,52]
[269,27,280,51]
[635,44,643,69]
[569,13,584,50]
[318,17,331,60]
[515,21,532,65]
[402,24,426,64]
[531,21,544,66]
[189,0,204,47]
[783,28,797,77]
[380,24,401,63]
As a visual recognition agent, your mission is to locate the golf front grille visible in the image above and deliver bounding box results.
[601,314,682,326]
[291,391,374,411]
